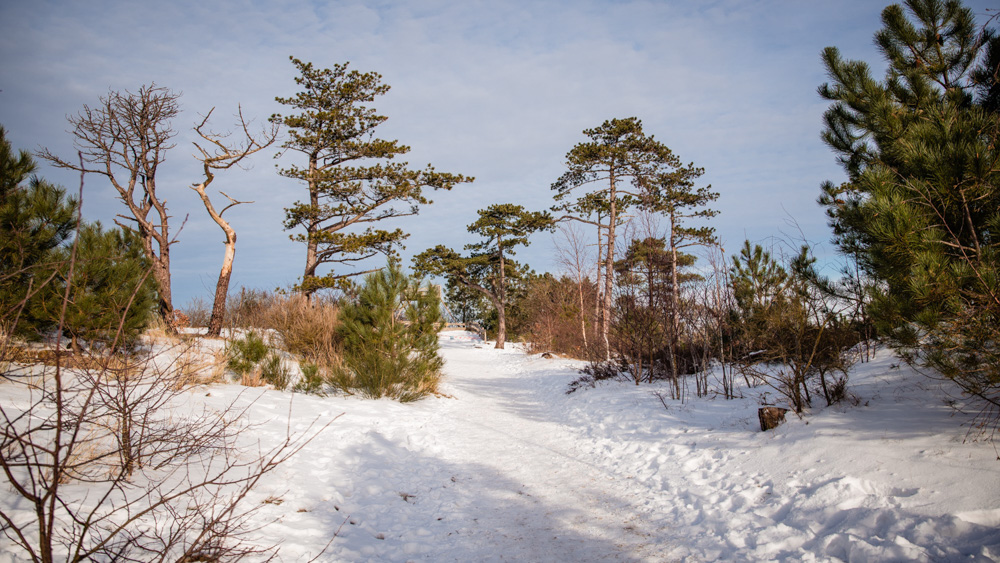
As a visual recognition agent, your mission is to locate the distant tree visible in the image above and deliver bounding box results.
[190,108,279,336]
[444,277,488,325]
[551,118,675,357]
[818,0,1000,421]
[414,203,552,349]
[0,126,78,335]
[553,223,597,351]
[272,57,473,297]
[41,85,180,325]
[613,235,700,390]
[333,260,444,402]
[519,273,595,356]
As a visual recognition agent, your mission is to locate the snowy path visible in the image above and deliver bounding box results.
[402,341,666,561]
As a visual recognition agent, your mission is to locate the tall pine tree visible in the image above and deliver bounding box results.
[818,0,1000,417]
[272,58,473,296]
[552,118,672,357]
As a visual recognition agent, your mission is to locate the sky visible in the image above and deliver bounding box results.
[2,0,997,307]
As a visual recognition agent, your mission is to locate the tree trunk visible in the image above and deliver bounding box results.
[151,253,173,328]
[208,240,235,337]
[191,181,242,337]
[495,245,507,349]
[594,225,603,356]
[668,212,681,398]
[602,170,617,360]
[302,154,321,300]
[577,276,588,350]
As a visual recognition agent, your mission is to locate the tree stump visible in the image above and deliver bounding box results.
[758,406,789,431]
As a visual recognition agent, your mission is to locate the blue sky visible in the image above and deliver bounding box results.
[2,0,997,306]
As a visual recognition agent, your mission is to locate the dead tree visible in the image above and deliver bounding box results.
[40,85,181,326]
[191,108,279,337]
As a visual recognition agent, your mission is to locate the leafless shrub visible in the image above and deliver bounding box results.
[223,288,281,330]
[0,336,330,561]
[182,297,212,329]
[0,188,330,561]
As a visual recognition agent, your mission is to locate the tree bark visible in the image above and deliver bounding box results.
[303,153,321,300]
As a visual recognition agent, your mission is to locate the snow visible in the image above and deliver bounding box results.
[3,332,1000,561]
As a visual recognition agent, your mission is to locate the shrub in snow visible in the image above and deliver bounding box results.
[260,351,290,391]
[225,330,292,390]
[225,330,270,376]
[331,261,444,402]
[294,361,325,394]
[730,242,860,412]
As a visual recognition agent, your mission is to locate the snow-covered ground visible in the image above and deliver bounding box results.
[3,332,1000,561]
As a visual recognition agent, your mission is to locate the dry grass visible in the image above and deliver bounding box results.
[265,295,341,366]
[223,289,343,371]
[240,371,266,387]
[3,347,112,371]
[173,347,227,389]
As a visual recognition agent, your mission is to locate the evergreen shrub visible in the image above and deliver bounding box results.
[331,262,444,402]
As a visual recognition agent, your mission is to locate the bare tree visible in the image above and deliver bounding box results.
[40,85,180,325]
[553,223,595,351]
[191,108,279,337]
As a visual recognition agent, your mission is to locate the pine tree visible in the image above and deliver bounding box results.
[551,118,672,357]
[413,203,552,349]
[272,58,474,296]
[33,223,157,351]
[731,243,856,411]
[0,126,77,335]
[818,0,1000,417]
[639,160,718,387]
[333,261,444,402]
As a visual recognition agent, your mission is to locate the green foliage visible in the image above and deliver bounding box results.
[35,223,157,350]
[226,330,270,376]
[818,0,1000,416]
[260,352,290,391]
[730,242,859,411]
[332,261,444,402]
[294,361,325,395]
[272,57,473,295]
[225,330,292,389]
[444,277,488,324]
[0,126,77,334]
